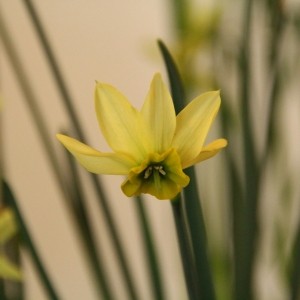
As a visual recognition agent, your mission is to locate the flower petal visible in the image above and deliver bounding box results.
[172,91,221,166]
[183,138,228,169]
[56,134,135,174]
[141,73,176,153]
[95,82,150,161]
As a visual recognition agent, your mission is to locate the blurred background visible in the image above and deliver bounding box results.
[1,0,300,299]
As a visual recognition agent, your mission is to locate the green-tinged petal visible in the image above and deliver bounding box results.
[56,134,136,175]
[183,139,228,168]
[139,177,182,200]
[121,149,189,200]
[0,255,22,281]
[141,73,176,153]
[0,208,18,245]
[95,82,150,161]
[172,91,221,166]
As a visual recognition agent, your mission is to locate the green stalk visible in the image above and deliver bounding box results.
[217,90,242,299]
[260,1,285,169]
[134,196,166,300]
[171,196,200,300]
[158,40,215,299]
[21,1,140,298]
[236,1,259,299]
[3,180,61,300]
[183,168,215,300]
[64,148,115,300]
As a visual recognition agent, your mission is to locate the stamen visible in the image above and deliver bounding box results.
[144,166,153,179]
[144,165,166,179]
[154,165,166,176]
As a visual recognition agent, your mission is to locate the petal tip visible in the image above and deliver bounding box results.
[56,133,65,142]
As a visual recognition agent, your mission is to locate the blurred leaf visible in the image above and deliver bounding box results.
[0,255,22,281]
[0,208,18,245]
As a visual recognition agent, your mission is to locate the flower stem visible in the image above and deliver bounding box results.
[171,196,200,300]
[260,0,286,169]
[64,147,115,300]
[236,1,260,299]
[3,180,61,300]
[134,196,166,300]
[183,168,216,300]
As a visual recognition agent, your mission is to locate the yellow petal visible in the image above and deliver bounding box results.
[121,178,143,197]
[95,82,151,161]
[0,255,22,281]
[0,208,18,245]
[172,91,221,166]
[138,177,183,200]
[141,73,176,153]
[56,134,135,174]
[183,139,228,168]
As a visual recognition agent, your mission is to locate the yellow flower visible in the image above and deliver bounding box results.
[57,73,227,200]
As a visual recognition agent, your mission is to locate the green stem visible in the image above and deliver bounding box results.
[260,1,285,170]
[183,168,216,300]
[217,89,242,299]
[3,180,61,300]
[64,149,115,300]
[134,196,166,300]
[236,1,259,299]
[171,196,200,300]
[21,1,139,298]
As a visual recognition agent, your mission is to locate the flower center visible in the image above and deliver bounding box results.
[121,148,190,200]
[143,164,166,179]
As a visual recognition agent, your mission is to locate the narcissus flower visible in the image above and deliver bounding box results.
[57,73,227,200]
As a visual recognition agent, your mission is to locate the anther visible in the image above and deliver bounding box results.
[144,166,153,179]
[154,165,166,176]
[144,165,167,179]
